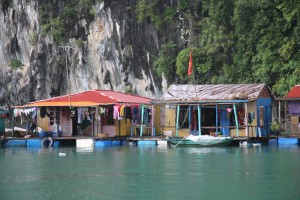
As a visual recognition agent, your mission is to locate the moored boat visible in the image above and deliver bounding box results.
[167,134,233,147]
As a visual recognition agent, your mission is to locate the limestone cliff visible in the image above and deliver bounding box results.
[0,0,190,107]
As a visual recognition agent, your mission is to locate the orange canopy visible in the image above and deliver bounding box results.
[19,90,153,107]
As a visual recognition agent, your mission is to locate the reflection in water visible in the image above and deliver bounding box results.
[1,145,300,200]
[178,146,236,154]
[76,147,94,153]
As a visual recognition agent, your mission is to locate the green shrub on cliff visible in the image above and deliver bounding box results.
[9,59,23,69]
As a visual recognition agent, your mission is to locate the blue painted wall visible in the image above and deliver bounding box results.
[220,109,230,136]
[256,98,272,137]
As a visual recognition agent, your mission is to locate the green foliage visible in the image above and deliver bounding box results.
[171,0,300,96]
[178,0,189,11]
[29,32,38,45]
[89,7,96,18]
[154,42,177,84]
[137,0,176,28]
[9,59,23,69]
[48,17,66,44]
[163,7,177,23]
[176,48,212,83]
[75,38,84,48]
[39,0,96,44]
[271,121,280,132]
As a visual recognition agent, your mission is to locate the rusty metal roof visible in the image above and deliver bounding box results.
[161,84,268,101]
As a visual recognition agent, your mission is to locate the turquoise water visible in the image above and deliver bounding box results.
[1,145,300,200]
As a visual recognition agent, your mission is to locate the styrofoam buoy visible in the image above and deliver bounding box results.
[76,139,94,148]
[157,140,168,146]
[59,152,66,156]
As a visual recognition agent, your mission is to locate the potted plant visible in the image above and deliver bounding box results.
[270,121,280,135]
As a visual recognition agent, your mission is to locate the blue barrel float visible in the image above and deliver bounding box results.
[94,140,112,147]
[137,140,157,146]
[5,140,27,147]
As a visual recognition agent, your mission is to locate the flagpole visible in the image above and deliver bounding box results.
[188,50,198,98]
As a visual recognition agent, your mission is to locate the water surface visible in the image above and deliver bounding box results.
[1,145,300,200]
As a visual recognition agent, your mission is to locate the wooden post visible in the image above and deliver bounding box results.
[198,105,201,135]
[151,105,155,137]
[188,106,192,131]
[279,100,281,129]
[140,104,144,137]
[285,101,287,135]
[176,105,180,137]
[12,110,15,138]
[96,107,99,137]
[233,104,239,137]
[56,107,60,136]
[216,104,218,136]
[245,103,248,138]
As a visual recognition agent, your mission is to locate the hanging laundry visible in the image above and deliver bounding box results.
[124,106,131,123]
[40,107,51,118]
[132,105,138,124]
[113,105,119,119]
[143,107,149,125]
[78,108,82,123]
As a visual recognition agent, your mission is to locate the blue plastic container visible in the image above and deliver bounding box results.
[94,140,112,147]
[5,140,27,147]
[112,140,121,146]
[27,139,43,147]
[37,131,48,137]
[53,141,60,148]
[278,138,298,145]
[137,140,157,146]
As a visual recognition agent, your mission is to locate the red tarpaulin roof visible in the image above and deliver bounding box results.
[286,85,300,98]
[20,90,153,107]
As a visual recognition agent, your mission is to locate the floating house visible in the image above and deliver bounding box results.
[15,90,157,138]
[276,85,300,136]
[153,84,273,139]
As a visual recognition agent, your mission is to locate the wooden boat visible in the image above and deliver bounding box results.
[167,135,233,147]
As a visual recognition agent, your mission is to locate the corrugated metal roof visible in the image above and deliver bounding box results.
[286,85,300,98]
[20,90,153,107]
[162,84,268,101]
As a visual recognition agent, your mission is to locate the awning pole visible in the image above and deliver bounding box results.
[285,101,287,135]
[216,104,218,136]
[278,101,281,129]
[188,106,192,131]
[140,104,144,137]
[12,109,15,138]
[56,107,60,136]
[96,107,99,136]
[198,105,201,135]
[233,104,239,137]
[245,103,248,138]
[151,105,155,137]
[176,105,180,137]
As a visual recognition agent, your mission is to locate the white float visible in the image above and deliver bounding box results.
[76,139,94,148]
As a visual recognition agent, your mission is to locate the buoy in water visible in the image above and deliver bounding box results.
[59,152,66,156]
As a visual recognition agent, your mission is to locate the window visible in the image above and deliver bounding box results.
[178,106,189,129]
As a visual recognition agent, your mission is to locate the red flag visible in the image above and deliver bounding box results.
[188,52,192,76]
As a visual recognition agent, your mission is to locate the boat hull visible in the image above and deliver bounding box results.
[167,135,233,147]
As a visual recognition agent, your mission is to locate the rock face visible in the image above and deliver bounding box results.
[0,0,189,106]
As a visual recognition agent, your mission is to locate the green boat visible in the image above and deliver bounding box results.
[167,135,233,147]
